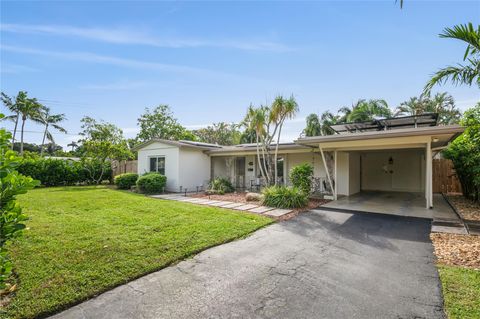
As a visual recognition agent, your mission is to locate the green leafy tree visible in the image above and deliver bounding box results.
[443,103,480,202]
[39,107,67,156]
[79,116,124,144]
[136,105,195,142]
[82,140,132,184]
[347,99,392,122]
[424,23,480,94]
[395,92,461,125]
[319,111,340,136]
[303,114,322,137]
[239,127,256,144]
[193,122,241,145]
[0,116,39,289]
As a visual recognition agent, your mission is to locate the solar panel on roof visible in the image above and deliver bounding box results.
[329,113,438,134]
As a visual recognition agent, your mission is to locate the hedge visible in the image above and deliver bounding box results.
[262,185,308,209]
[114,173,139,189]
[17,158,112,186]
[136,173,167,194]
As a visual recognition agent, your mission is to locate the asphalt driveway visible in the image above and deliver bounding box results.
[51,210,444,319]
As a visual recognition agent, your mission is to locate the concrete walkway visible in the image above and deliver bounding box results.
[150,194,293,218]
[50,210,444,319]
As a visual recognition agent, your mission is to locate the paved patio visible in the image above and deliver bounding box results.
[49,210,445,319]
[150,194,293,218]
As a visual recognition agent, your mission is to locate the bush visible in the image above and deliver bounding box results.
[289,163,314,194]
[17,158,112,186]
[114,173,138,189]
[262,186,308,209]
[0,124,39,289]
[136,173,167,194]
[208,177,234,195]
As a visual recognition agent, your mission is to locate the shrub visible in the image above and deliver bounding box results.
[16,158,112,186]
[262,186,308,209]
[136,173,167,194]
[289,163,314,194]
[208,177,234,195]
[114,173,138,189]
[0,124,39,289]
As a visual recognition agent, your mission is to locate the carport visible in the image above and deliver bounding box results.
[295,116,464,218]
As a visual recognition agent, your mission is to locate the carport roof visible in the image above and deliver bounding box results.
[295,125,464,148]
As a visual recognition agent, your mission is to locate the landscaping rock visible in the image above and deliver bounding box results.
[245,192,263,202]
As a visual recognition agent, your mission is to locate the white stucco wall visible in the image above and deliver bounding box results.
[360,149,425,192]
[285,152,326,184]
[137,142,180,191]
[349,152,361,195]
[178,149,211,191]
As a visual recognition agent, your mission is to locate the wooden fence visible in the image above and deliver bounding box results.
[111,160,138,177]
[432,158,462,194]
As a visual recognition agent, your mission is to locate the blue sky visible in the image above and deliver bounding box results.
[1,0,479,148]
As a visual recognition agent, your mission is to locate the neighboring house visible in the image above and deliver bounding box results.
[133,114,464,209]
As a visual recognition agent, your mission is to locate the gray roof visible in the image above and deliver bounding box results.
[132,139,222,151]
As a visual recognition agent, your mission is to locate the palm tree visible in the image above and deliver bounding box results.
[40,107,67,156]
[271,95,299,185]
[17,97,44,155]
[243,105,268,182]
[348,99,392,122]
[1,91,28,148]
[67,141,78,152]
[395,96,427,117]
[425,92,461,124]
[303,113,322,137]
[424,23,480,95]
[319,111,340,136]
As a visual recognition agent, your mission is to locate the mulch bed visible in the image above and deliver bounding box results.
[190,192,329,221]
[447,195,480,221]
[430,233,480,270]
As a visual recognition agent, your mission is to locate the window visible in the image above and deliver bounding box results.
[149,156,165,175]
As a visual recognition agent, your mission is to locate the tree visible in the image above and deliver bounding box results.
[347,99,392,122]
[271,95,299,185]
[79,116,124,144]
[136,105,195,142]
[242,95,299,186]
[395,92,461,125]
[67,141,78,152]
[39,107,67,156]
[443,103,480,202]
[319,111,340,136]
[424,23,480,95]
[1,91,28,149]
[0,115,39,288]
[82,140,132,184]
[239,127,256,144]
[193,122,241,145]
[17,97,44,155]
[303,114,322,137]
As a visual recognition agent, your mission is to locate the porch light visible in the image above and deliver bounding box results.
[433,137,439,142]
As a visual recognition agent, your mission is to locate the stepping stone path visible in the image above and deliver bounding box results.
[149,194,293,218]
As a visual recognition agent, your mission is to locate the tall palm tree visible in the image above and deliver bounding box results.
[40,107,67,156]
[424,23,480,94]
[1,91,28,148]
[243,105,268,182]
[303,113,322,137]
[271,95,299,185]
[348,99,392,122]
[18,97,44,155]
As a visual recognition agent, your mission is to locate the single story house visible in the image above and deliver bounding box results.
[133,114,464,211]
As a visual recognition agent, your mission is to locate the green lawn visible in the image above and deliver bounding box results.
[2,186,272,319]
[438,265,480,319]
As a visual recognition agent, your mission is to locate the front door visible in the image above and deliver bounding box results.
[235,157,246,189]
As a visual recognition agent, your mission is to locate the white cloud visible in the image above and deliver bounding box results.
[1,23,291,52]
[1,63,39,74]
[1,45,219,75]
[80,80,152,90]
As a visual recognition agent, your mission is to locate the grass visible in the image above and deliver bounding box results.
[1,186,272,319]
[438,265,480,319]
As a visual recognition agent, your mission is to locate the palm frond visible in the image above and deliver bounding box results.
[423,62,480,95]
[440,23,480,58]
